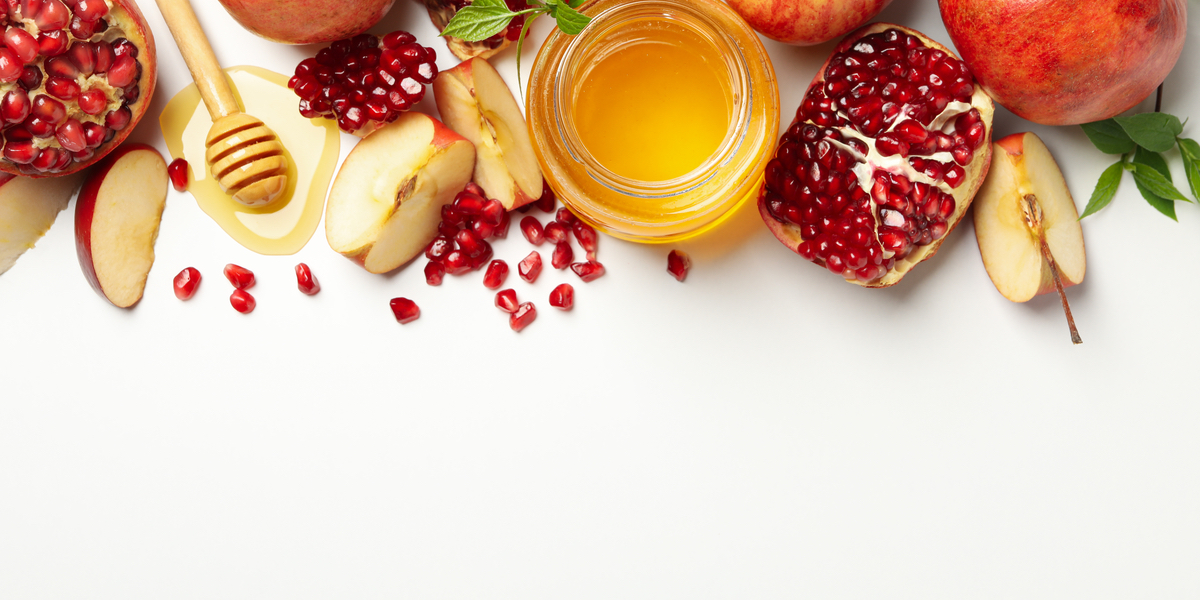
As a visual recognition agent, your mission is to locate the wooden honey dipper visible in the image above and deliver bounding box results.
[155,0,288,207]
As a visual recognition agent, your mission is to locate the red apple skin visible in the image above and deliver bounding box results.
[725,0,892,45]
[938,0,1187,125]
[216,0,395,45]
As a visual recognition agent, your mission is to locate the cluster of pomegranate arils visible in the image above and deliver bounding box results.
[172,263,321,313]
[0,0,143,174]
[289,30,438,135]
[761,27,987,283]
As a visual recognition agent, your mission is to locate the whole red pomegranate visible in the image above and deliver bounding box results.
[0,0,156,177]
[726,0,892,46]
[758,23,994,287]
[939,0,1186,125]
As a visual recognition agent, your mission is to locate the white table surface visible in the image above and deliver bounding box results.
[3,1,1198,598]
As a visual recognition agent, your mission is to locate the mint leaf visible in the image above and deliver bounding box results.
[1079,161,1124,219]
[1129,161,1189,202]
[1178,137,1200,202]
[547,0,589,34]
[440,0,519,42]
[1081,119,1135,154]
[1115,113,1184,153]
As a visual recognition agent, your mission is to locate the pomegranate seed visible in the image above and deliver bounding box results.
[483,259,508,289]
[424,260,445,285]
[425,236,453,261]
[520,215,544,245]
[509,302,536,332]
[455,227,485,257]
[444,250,471,274]
[37,31,69,57]
[495,288,518,313]
[518,251,542,283]
[535,184,556,212]
[493,211,511,239]
[555,207,577,226]
[3,28,38,64]
[3,140,36,164]
[106,54,137,88]
[230,289,256,314]
[82,122,105,148]
[551,241,573,269]
[570,261,605,282]
[480,199,505,226]
[667,250,690,282]
[389,297,420,324]
[2,89,30,124]
[67,42,95,77]
[55,118,85,153]
[35,0,71,31]
[104,107,131,130]
[75,0,110,21]
[18,65,41,90]
[543,221,567,244]
[223,263,255,289]
[167,158,188,191]
[571,220,597,254]
[295,263,320,295]
[31,95,65,124]
[0,48,21,82]
[173,267,201,300]
[548,284,574,310]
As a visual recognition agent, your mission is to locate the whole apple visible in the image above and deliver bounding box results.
[217,0,395,45]
[938,0,1187,125]
[725,0,892,45]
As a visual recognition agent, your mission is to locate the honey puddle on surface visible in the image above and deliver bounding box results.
[159,65,340,255]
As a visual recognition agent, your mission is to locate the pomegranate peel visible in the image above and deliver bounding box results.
[758,23,994,288]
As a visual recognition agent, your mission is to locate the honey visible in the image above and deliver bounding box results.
[527,0,778,242]
[159,66,340,255]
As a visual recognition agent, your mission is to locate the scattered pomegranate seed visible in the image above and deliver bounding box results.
[509,302,536,332]
[493,211,511,239]
[555,207,577,226]
[483,259,509,289]
[535,184,556,212]
[223,263,255,289]
[173,267,201,300]
[543,221,567,244]
[295,263,320,295]
[667,250,691,282]
[571,260,605,282]
[230,289,256,314]
[518,251,542,283]
[571,220,597,255]
[549,284,574,310]
[167,158,188,192]
[389,297,420,324]
[495,288,518,313]
[519,215,544,245]
[424,260,445,285]
[551,240,573,269]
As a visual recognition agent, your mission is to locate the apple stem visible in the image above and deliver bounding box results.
[1022,194,1082,345]
[1155,83,1163,113]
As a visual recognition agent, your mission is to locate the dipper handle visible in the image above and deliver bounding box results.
[154,0,239,120]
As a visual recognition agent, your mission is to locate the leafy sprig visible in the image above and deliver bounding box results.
[440,0,590,92]
[1080,111,1200,220]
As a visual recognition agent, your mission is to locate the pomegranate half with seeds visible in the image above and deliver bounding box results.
[424,0,528,61]
[758,23,994,287]
[0,0,156,177]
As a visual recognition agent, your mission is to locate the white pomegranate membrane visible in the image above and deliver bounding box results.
[762,28,988,283]
[1,0,145,174]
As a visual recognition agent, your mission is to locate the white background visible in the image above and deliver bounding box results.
[3,1,1199,598]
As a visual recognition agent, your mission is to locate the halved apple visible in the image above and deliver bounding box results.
[325,112,476,274]
[434,57,542,210]
[974,132,1085,343]
[0,173,84,276]
[75,144,169,308]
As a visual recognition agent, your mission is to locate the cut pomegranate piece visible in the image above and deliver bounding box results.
[518,251,542,283]
[551,240,573,269]
[295,262,320,295]
[423,0,529,61]
[289,31,437,136]
[0,0,156,177]
[167,158,188,192]
[549,283,573,310]
[223,263,255,289]
[519,215,544,245]
[495,288,518,313]
[389,297,420,324]
[667,249,690,282]
[509,301,536,332]
[570,260,605,282]
[483,259,508,289]
[173,267,201,300]
[230,288,256,314]
[424,260,445,285]
[758,23,994,288]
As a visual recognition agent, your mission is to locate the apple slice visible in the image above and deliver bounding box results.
[973,132,1085,344]
[434,57,543,210]
[75,144,169,308]
[0,173,84,276]
[326,112,476,274]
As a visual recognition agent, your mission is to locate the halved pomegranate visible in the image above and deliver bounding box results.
[758,23,994,287]
[0,0,156,177]
[424,0,527,61]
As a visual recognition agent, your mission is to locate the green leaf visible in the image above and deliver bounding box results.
[1115,113,1184,153]
[440,0,518,42]
[1178,137,1200,203]
[1081,119,1135,154]
[1079,161,1125,219]
[547,0,590,34]
[1127,148,1186,220]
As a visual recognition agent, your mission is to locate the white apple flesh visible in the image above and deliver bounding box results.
[434,57,543,210]
[973,132,1085,343]
[325,112,476,274]
[75,144,170,308]
[0,173,84,276]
